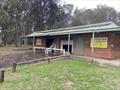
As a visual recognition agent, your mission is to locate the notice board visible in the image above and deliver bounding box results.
[90,37,108,48]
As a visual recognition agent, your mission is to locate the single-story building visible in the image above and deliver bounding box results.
[24,22,120,60]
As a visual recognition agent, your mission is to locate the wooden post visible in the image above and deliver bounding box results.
[91,32,95,62]
[12,63,17,72]
[48,58,50,63]
[0,70,5,83]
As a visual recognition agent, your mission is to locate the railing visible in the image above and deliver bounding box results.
[0,47,67,83]
[12,55,67,73]
[0,55,67,83]
[33,47,66,56]
[11,47,67,73]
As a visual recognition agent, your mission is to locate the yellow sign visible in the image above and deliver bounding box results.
[90,37,108,48]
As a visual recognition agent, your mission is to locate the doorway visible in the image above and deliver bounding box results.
[61,40,73,54]
[46,38,54,47]
[63,45,72,54]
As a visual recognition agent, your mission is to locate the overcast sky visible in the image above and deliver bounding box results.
[62,0,120,11]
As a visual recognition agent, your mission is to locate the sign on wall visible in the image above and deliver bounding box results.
[36,39,42,46]
[90,37,108,48]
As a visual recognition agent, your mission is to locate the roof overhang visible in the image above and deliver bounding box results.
[22,22,120,38]
[24,27,120,37]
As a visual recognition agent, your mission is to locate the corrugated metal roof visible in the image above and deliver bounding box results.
[25,22,120,37]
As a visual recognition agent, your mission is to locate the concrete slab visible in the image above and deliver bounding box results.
[71,55,120,67]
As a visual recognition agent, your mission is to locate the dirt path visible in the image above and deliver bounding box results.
[0,50,45,68]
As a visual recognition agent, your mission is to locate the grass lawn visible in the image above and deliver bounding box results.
[0,60,120,90]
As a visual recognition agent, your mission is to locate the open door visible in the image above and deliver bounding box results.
[63,45,72,54]
[61,40,73,54]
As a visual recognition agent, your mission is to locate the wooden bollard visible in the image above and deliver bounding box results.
[12,63,17,72]
[48,59,50,63]
[0,70,5,83]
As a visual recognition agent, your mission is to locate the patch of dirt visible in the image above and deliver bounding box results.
[117,82,120,90]
[0,50,45,68]
[5,72,22,80]
[61,80,73,90]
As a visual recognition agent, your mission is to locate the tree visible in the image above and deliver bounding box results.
[0,5,11,45]
[0,0,72,46]
[71,5,118,26]
[31,0,73,30]
[94,5,118,22]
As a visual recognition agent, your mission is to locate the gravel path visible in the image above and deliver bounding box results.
[71,55,120,67]
[94,58,120,67]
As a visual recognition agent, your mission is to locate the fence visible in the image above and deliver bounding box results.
[0,47,67,83]
[0,47,66,68]
[0,55,67,83]
[12,55,67,73]
[33,47,66,56]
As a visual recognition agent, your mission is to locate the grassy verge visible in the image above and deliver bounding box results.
[0,60,120,90]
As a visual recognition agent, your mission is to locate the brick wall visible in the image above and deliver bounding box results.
[83,32,112,59]
[53,37,60,48]
[73,35,77,55]
[82,32,120,59]
[112,32,120,59]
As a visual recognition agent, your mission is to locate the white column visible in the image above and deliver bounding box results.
[67,34,70,55]
[91,32,95,62]
[24,37,27,47]
[33,36,35,47]
[33,36,35,54]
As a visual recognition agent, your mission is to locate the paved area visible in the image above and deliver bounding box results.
[71,55,120,67]
[93,58,120,67]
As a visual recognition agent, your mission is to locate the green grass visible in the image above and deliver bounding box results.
[0,60,120,90]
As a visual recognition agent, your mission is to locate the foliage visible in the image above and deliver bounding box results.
[71,5,119,26]
[0,0,73,46]
[0,60,119,90]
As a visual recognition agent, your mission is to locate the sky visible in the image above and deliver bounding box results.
[62,0,120,11]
